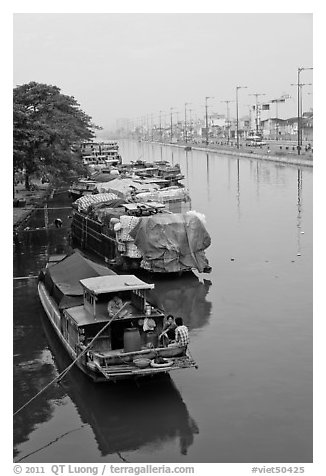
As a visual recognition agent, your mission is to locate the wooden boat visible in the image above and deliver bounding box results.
[81,141,122,167]
[117,160,184,187]
[68,179,98,200]
[38,252,197,382]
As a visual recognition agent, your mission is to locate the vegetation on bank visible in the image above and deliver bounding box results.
[13,81,100,191]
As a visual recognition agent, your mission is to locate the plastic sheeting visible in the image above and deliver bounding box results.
[129,212,211,273]
[43,251,116,309]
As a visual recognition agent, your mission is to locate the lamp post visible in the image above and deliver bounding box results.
[293,67,313,154]
[189,108,193,142]
[270,95,290,141]
[221,100,234,144]
[236,86,247,149]
[205,97,214,146]
[249,93,266,134]
[159,110,163,142]
[184,103,191,144]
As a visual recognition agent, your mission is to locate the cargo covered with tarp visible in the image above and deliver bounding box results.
[40,251,116,309]
[129,211,211,273]
[73,193,120,213]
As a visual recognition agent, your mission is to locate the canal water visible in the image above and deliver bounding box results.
[13,141,312,463]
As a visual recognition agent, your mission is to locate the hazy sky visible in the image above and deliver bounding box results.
[13,13,313,131]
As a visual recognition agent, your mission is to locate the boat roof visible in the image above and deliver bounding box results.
[80,275,154,295]
[46,251,116,296]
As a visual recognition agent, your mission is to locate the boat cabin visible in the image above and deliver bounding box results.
[63,275,164,356]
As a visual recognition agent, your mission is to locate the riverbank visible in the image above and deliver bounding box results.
[157,141,313,168]
[13,181,52,230]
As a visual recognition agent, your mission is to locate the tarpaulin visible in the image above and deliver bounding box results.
[129,212,211,273]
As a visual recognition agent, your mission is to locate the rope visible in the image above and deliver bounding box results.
[13,302,129,417]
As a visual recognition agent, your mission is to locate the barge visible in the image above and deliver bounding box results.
[70,194,211,274]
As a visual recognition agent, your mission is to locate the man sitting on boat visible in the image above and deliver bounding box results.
[174,317,190,351]
[159,314,177,346]
[107,295,131,318]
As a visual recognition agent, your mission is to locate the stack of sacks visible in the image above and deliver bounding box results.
[135,186,190,204]
[74,193,118,213]
[111,215,142,258]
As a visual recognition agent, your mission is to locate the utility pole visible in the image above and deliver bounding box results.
[221,100,234,144]
[159,110,163,142]
[205,97,214,146]
[291,66,313,154]
[189,108,193,141]
[270,96,290,140]
[236,86,247,149]
[146,115,149,141]
[184,103,191,144]
[249,93,266,134]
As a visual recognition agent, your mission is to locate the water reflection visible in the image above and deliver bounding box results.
[297,169,303,255]
[148,274,212,331]
[236,159,241,218]
[13,279,66,459]
[206,153,210,202]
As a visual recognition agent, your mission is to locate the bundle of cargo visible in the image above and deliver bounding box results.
[71,194,211,274]
[95,178,159,198]
[73,193,120,213]
[129,211,211,273]
[112,215,143,258]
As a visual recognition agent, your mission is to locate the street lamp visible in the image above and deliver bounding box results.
[271,95,290,141]
[293,67,313,154]
[184,103,191,144]
[188,108,193,141]
[249,93,266,134]
[159,110,163,142]
[236,86,247,149]
[221,100,234,144]
[205,97,214,146]
[150,113,154,141]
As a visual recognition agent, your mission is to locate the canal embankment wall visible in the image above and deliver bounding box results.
[159,142,313,168]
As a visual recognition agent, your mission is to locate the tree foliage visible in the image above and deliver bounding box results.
[13,82,99,188]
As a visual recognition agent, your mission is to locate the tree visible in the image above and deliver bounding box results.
[13,82,99,190]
